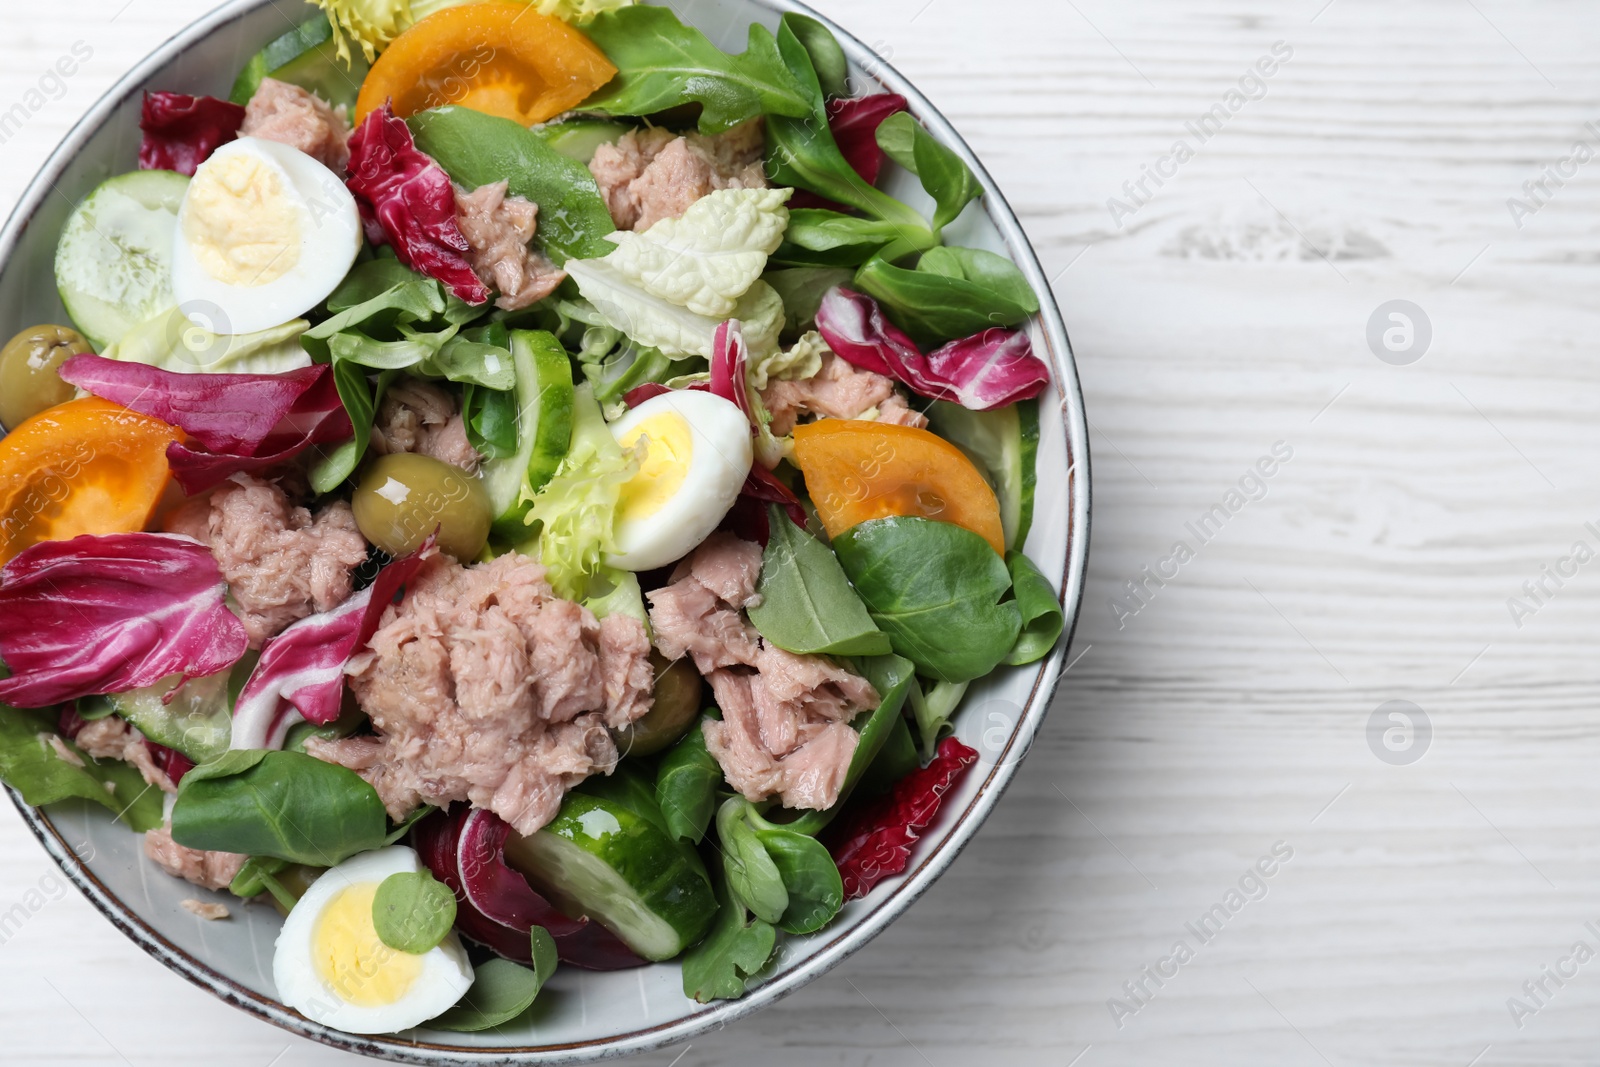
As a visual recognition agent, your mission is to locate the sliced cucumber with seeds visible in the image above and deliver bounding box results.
[502,770,716,961]
[483,329,575,538]
[927,397,1039,551]
[228,17,370,111]
[54,169,188,352]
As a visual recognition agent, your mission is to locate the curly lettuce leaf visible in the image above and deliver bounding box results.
[603,189,793,318]
[522,384,639,600]
[749,329,826,391]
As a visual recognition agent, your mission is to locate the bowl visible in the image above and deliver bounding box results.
[0,0,1091,1061]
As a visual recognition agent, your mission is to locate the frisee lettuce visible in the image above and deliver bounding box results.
[521,384,639,601]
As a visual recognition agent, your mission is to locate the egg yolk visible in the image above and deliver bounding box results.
[617,412,692,523]
[183,152,301,287]
[311,883,423,1008]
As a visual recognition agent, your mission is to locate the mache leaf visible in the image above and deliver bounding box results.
[1003,551,1065,666]
[427,930,557,1033]
[655,723,721,844]
[0,706,164,831]
[748,505,890,657]
[374,870,458,954]
[682,871,777,1003]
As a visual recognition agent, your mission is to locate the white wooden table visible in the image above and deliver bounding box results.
[5,0,1600,1063]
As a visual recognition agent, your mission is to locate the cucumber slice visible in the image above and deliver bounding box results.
[926,398,1039,551]
[101,654,255,763]
[54,170,189,352]
[533,119,630,164]
[483,330,576,538]
[228,17,370,111]
[503,770,716,961]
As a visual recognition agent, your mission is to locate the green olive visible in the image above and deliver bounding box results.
[0,324,89,430]
[352,452,492,560]
[615,652,704,759]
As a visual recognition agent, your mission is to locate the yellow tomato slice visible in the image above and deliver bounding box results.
[792,419,1006,555]
[0,398,179,565]
[354,3,618,127]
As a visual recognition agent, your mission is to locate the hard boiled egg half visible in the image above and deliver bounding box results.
[172,137,361,336]
[273,846,473,1034]
[608,390,753,571]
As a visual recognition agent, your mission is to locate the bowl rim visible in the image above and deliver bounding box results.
[1,0,1092,1061]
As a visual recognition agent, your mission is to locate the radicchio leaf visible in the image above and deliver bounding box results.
[346,104,490,305]
[791,93,910,212]
[0,534,248,708]
[709,321,805,533]
[229,538,434,751]
[413,806,647,971]
[59,354,353,494]
[816,286,1048,410]
[137,91,246,176]
[824,735,978,900]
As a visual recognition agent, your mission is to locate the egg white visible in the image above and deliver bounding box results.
[273,845,473,1035]
[171,137,361,337]
[607,390,754,571]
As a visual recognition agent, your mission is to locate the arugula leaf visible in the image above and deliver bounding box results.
[748,505,890,656]
[655,722,720,844]
[874,112,982,231]
[682,869,777,1003]
[853,251,1038,347]
[170,750,389,867]
[373,870,457,954]
[834,517,1022,683]
[427,930,557,1032]
[0,706,166,832]
[717,798,789,924]
[1004,552,1065,666]
[580,6,812,135]
[407,107,616,262]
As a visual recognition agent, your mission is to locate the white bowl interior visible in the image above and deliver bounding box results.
[0,0,1087,1062]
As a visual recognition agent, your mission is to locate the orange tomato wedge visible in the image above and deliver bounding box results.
[355,2,618,127]
[0,398,180,565]
[792,419,1006,555]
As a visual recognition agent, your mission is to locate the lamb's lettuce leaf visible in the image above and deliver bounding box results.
[0,705,165,831]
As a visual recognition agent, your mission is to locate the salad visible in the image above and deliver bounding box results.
[0,0,1064,1038]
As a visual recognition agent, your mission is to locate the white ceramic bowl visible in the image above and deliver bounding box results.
[0,1,1090,1061]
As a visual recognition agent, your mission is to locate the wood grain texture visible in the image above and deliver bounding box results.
[3,0,1599,1063]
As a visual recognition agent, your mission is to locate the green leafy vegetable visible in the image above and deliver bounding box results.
[764,266,855,337]
[170,750,389,867]
[752,823,844,935]
[748,505,890,657]
[655,722,720,844]
[765,17,932,242]
[873,112,982,231]
[783,12,850,100]
[0,705,163,831]
[407,107,617,262]
[833,517,1022,683]
[1004,552,1064,666]
[776,210,908,268]
[855,712,919,799]
[522,384,638,600]
[580,6,812,135]
[565,260,786,360]
[682,869,777,1003]
[105,308,311,375]
[229,856,290,905]
[312,362,396,493]
[907,678,969,760]
[463,383,519,460]
[373,870,458,954]
[582,567,650,629]
[924,398,1039,551]
[717,798,788,924]
[853,250,1038,347]
[427,930,557,1032]
[748,330,825,392]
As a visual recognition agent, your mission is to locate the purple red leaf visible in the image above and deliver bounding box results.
[790,93,909,211]
[58,354,354,495]
[815,286,1048,410]
[137,91,246,176]
[346,104,490,305]
[825,735,979,900]
[229,538,434,751]
[0,533,248,708]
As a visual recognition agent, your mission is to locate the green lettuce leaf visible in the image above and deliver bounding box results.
[602,189,793,318]
[105,307,311,375]
[565,261,785,361]
[0,705,164,831]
